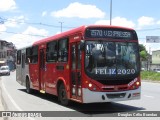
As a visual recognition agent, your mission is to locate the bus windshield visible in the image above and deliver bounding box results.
[85,41,140,79]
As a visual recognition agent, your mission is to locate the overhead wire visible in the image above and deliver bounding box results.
[0,17,75,29]
[0,16,160,39]
[0,31,48,37]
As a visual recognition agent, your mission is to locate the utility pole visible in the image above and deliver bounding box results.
[110,0,112,25]
[59,22,64,33]
[148,47,151,71]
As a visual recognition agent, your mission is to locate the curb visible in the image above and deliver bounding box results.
[142,80,160,83]
[0,78,4,110]
[0,78,4,120]
[0,78,7,120]
[0,77,32,120]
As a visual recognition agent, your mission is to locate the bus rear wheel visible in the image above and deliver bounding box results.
[58,83,69,106]
[26,78,32,94]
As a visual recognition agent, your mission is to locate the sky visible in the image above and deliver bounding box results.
[0,0,160,52]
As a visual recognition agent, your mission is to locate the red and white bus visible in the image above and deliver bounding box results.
[16,25,141,105]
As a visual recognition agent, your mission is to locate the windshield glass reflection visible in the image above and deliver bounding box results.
[85,41,139,78]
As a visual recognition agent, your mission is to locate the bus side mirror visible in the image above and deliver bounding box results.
[80,40,85,50]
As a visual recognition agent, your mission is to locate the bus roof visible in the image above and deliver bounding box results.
[33,25,135,46]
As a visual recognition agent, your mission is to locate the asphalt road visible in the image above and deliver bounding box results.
[0,71,160,120]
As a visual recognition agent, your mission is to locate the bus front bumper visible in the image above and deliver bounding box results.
[82,87,141,103]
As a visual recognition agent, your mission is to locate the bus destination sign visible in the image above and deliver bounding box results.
[85,28,133,39]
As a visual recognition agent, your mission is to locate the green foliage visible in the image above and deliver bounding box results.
[141,71,160,81]
[139,44,148,61]
[139,44,146,52]
[140,50,148,61]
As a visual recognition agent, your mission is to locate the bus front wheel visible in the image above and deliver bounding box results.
[58,83,69,106]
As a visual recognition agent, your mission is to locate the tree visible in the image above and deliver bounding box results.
[140,50,148,61]
[139,44,148,61]
[139,44,146,52]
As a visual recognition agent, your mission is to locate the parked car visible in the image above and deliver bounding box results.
[0,66,10,76]
[153,68,160,73]
[141,68,147,71]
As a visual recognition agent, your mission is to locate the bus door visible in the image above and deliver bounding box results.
[21,53,26,85]
[70,43,82,100]
[16,50,22,84]
[39,49,46,93]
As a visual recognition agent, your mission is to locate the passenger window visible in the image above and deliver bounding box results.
[25,46,38,64]
[17,50,21,64]
[58,38,68,62]
[31,46,38,63]
[26,47,32,64]
[46,41,58,62]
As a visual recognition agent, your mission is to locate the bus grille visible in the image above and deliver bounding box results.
[96,79,133,85]
[107,93,126,99]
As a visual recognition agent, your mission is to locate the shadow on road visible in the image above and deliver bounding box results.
[18,89,145,116]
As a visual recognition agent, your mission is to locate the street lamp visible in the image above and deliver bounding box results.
[110,0,112,25]
[59,22,64,33]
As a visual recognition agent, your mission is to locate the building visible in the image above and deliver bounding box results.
[0,40,16,70]
[151,50,160,70]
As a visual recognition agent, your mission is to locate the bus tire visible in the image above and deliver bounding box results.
[58,83,69,106]
[26,77,32,94]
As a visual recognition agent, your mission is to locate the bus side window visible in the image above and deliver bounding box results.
[46,41,58,62]
[58,38,68,62]
[17,50,21,64]
[26,47,32,64]
[31,46,38,64]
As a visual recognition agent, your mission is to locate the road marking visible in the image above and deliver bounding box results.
[2,81,35,120]
[144,95,154,99]
[2,81,22,111]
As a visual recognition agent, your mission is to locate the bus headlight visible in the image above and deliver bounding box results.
[85,81,100,91]
[88,83,92,87]
[132,81,140,89]
[136,81,140,86]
